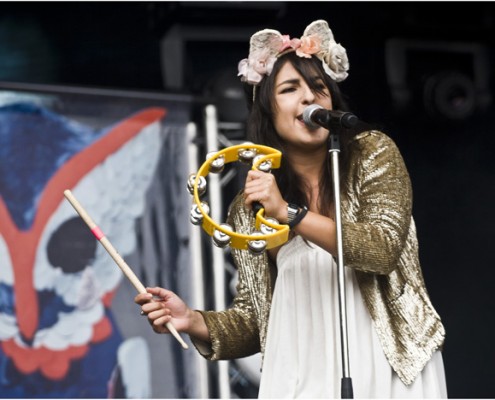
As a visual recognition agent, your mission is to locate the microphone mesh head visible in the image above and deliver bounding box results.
[302,104,324,129]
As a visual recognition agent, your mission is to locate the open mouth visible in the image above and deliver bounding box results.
[297,113,317,130]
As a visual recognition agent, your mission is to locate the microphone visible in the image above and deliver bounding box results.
[303,104,358,129]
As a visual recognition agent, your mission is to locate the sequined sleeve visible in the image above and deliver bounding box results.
[342,131,413,275]
[190,196,269,361]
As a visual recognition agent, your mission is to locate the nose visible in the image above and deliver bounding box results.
[301,84,316,105]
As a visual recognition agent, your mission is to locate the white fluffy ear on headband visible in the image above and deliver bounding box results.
[249,29,284,58]
[304,19,349,82]
[303,20,335,53]
[238,29,284,85]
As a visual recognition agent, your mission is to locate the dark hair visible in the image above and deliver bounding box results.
[243,51,362,216]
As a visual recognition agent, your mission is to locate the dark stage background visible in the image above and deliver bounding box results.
[1,2,494,398]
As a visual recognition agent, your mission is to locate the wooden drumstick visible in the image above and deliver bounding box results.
[63,189,189,350]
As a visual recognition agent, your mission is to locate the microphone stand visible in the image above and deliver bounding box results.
[328,129,354,399]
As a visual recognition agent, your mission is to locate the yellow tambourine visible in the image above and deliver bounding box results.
[187,143,290,253]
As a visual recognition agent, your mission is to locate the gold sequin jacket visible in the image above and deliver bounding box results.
[192,130,445,386]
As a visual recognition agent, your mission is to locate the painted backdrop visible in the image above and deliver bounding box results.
[0,85,197,398]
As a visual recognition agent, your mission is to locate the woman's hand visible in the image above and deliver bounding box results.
[244,170,288,222]
[135,287,210,342]
[134,287,191,334]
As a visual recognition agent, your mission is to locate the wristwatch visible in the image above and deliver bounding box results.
[287,203,300,224]
[287,203,309,229]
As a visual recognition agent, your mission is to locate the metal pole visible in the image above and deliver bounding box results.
[187,122,210,398]
[328,132,353,399]
[205,104,231,399]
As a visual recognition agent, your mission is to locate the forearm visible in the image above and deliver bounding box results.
[292,210,337,256]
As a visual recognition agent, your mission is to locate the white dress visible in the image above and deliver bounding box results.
[258,235,447,399]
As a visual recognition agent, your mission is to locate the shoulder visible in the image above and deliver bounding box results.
[351,130,399,152]
[347,130,409,181]
[350,130,404,162]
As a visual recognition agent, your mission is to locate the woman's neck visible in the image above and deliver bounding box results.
[285,146,327,214]
[286,146,326,184]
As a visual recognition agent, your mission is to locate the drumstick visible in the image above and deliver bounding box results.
[63,189,189,350]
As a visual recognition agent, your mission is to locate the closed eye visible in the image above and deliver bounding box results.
[280,86,297,94]
[311,79,330,96]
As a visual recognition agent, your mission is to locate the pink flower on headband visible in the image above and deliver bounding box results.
[296,34,321,58]
[238,48,277,85]
[279,35,300,53]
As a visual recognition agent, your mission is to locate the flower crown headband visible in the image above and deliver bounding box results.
[238,20,350,87]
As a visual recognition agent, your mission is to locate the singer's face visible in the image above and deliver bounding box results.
[273,61,333,151]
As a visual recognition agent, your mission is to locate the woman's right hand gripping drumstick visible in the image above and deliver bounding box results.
[134,287,210,342]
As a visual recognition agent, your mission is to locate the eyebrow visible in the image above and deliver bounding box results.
[276,76,325,88]
[276,78,301,88]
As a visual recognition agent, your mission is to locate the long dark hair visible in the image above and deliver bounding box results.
[244,51,363,216]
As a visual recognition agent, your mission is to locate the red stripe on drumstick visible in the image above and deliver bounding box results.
[90,226,105,240]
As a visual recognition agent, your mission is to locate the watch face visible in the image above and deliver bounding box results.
[287,203,299,222]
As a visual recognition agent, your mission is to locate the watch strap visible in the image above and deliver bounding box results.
[288,206,308,229]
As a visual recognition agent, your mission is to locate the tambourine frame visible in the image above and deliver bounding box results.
[192,144,290,251]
